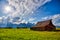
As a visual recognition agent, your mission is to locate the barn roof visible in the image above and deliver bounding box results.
[34,19,53,27]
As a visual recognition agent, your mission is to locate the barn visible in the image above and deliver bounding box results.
[30,19,56,31]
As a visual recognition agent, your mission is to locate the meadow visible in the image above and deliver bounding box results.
[0,28,60,40]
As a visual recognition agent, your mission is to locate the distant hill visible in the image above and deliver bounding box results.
[56,26,60,28]
[0,22,35,28]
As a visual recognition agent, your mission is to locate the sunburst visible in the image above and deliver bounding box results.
[4,5,12,13]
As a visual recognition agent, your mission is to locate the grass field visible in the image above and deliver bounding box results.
[0,28,60,40]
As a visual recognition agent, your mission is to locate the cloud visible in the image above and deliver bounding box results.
[12,19,29,24]
[0,0,52,24]
[41,14,60,20]
[28,18,36,22]
[52,14,60,19]
[0,17,2,23]
[10,17,36,24]
[0,16,8,27]
[41,14,60,26]
[52,14,60,26]
[6,0,51,20]
[21,20,26,23]
[41,16,49,20]
[0,16,8,23]
[55,23,60,26]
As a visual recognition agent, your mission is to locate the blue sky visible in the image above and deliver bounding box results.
[0,0,60,26]
[31,0,60,20]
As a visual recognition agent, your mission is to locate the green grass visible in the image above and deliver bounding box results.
[0,28,60,40]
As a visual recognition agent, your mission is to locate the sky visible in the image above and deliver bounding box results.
[0,0,60,26]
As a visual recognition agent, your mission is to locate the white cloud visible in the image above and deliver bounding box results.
[41,14,60,20]
[41,16,48,20]
[0,17,2,23]
[52,14,60,19]
[0,16,8,23]
[55,23,60,26]
[41,14,60,26]
[11,18,28,24]
[21,20,26,23]
[12,19,28,24]
[9,18,22,24]
[6,0,51,20]
[28,18,36,22]
[52,14,60,26]
[0,0,52,24]
[11,18,36,24]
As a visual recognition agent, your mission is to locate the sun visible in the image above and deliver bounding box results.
[4,5,12,13]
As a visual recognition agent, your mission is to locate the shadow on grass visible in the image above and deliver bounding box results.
[30,29,60,32]
[54,30,60,32]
